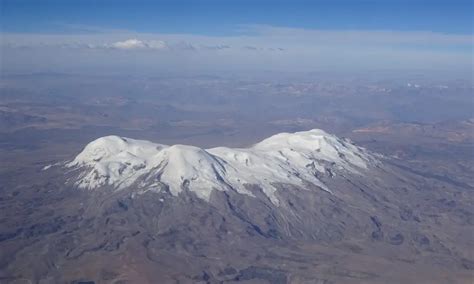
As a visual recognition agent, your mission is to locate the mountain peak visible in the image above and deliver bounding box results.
[65,129,379,205]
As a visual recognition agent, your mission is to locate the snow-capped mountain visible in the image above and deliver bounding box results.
[8,129,473,283]
[66,129,379,205]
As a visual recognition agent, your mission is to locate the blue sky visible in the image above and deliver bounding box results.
[1,0,472,75]
[2,0,472,35]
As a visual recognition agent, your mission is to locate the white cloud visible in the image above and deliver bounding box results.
[111,39,147,49]
[108,39,167,50]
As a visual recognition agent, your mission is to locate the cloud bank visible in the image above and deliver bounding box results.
[1,25,472,75]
